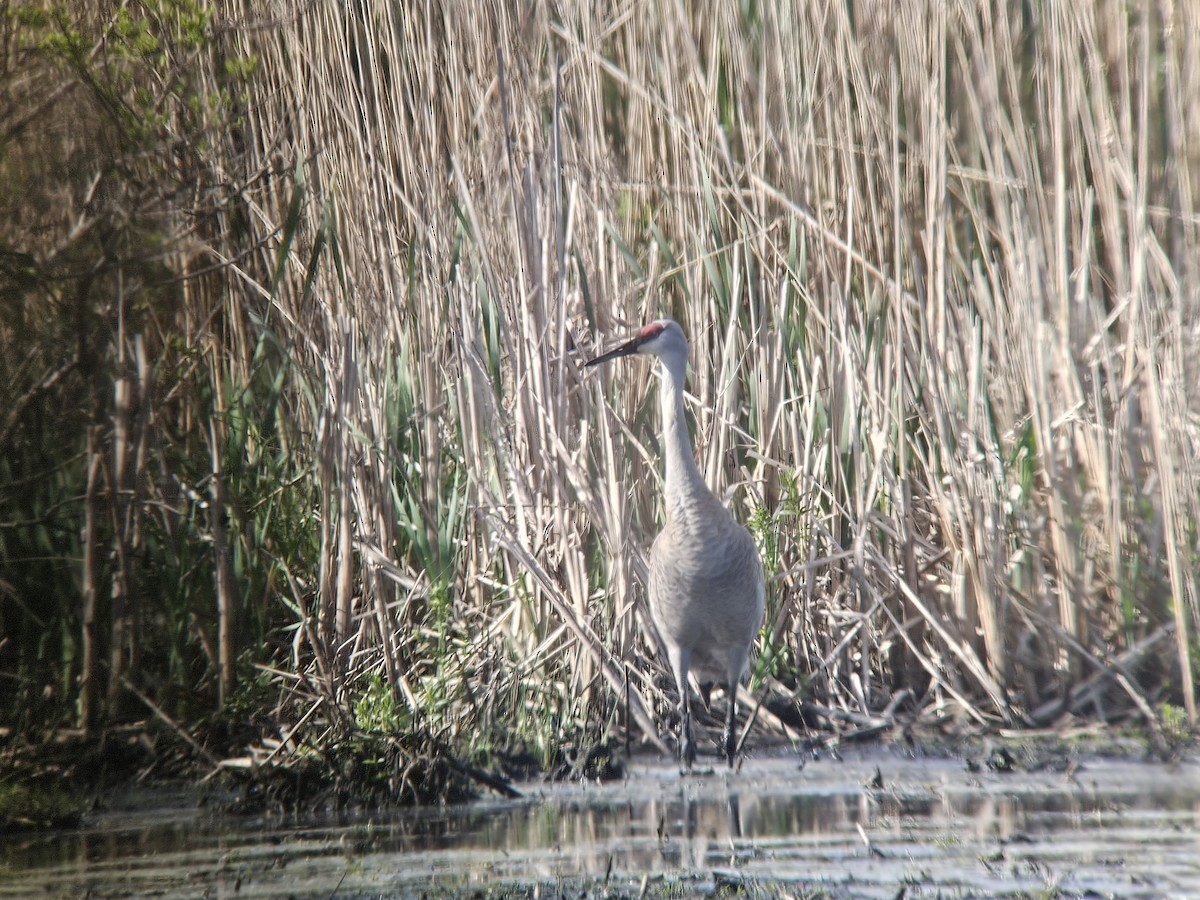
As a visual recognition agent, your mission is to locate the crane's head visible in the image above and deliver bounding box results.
[584,318,688,369]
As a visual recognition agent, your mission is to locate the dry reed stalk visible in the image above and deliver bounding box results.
[104,327,151,718]
[209,0,1200,752]
[79,425,103,734]
[207,418,240,708]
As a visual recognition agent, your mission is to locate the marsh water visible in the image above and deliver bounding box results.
[3,747,1200,898]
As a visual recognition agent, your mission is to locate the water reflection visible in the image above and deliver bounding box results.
[4,754,1200,897]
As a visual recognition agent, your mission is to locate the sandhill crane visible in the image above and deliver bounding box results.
[586,318,765,767]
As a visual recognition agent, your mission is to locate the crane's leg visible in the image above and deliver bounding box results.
[722,677,738,767]
[667,646,695,768]
[680,687,695,768]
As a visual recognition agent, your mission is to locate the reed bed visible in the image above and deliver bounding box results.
[2,0,1198,773]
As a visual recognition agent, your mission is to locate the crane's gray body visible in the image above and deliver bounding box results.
[649,498,764,692]
[587,318,764,767]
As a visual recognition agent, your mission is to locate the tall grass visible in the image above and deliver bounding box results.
[3,0,1197,765]
[229,0,1198,739]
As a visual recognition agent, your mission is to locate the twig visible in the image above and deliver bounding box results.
[1029,622,1175,731]
[801,701,891,731]
[120,677,220,771]
[425,732,522,799]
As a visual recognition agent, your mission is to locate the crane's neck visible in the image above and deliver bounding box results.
[658,351,710,519]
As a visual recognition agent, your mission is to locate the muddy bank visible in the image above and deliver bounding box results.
[4,742,1200,898]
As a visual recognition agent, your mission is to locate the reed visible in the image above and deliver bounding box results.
[2,0,1197,769]
[229,0,1198,741]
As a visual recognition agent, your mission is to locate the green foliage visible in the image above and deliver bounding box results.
[0,777,85,832]
[746,472,812,690]
[1005,419,1038,511]
[15,1,236,146]
[354,672,409,733]
[218,665,275,723]
[0,0,295,735]
[1157,702,1192,748]
[746,505,777,574]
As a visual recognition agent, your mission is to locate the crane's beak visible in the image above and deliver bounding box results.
[584,333,646,368]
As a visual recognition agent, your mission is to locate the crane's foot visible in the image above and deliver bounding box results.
[680,732,696,769]
[723,688,739,768]
[679,708,696,769]
[722,728,736,768]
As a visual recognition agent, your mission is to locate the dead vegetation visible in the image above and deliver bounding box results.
[2,0,1198,793]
